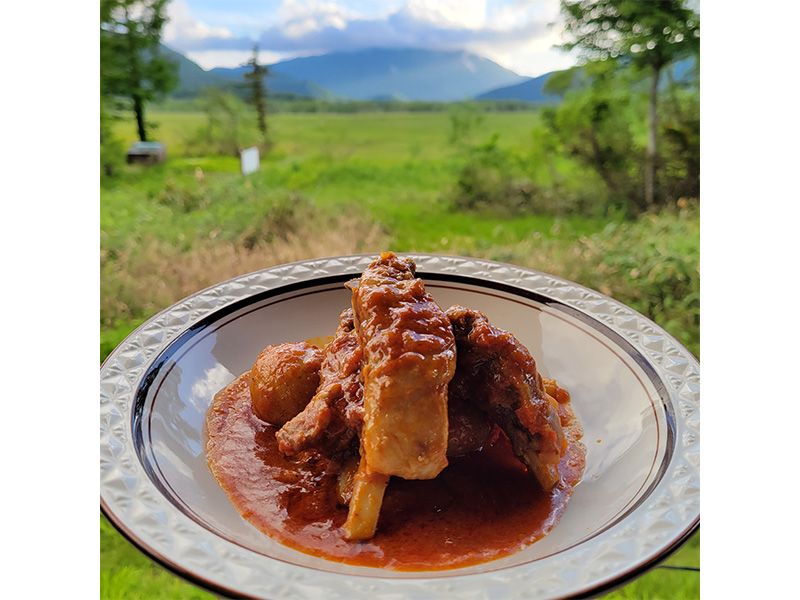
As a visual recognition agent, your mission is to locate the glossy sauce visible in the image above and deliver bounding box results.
[205,372,585,571]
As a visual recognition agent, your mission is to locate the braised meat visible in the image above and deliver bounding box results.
[243,255,575,545]
[344,252,457,539]
[276,309,364,457]
[446,394,493,457]
[349,252,456,479]
[446,305,566,490]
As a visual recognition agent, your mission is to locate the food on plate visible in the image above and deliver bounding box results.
[344,252,456,539]
[249,342,323,425]
[447,305,565,491]
[205,252,585,570]
[276,308,364,457]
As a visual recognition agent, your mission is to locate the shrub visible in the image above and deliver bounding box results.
[100,105,126,178]
[442,201,699,357]
[185,90,262,157]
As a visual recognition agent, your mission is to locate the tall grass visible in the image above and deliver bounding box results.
[101,214,387,326]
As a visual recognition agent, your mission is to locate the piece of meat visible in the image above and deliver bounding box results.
[250,342,324,425]
[277,309,364,457]
[446,305,566,490]
[343,252,456,540]
[446,394,493,457]
[275,307,487,461]
[349,252,456,480]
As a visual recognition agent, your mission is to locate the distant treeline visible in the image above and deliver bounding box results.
[149,93,551,114]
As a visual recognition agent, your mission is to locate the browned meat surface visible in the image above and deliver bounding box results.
[350,252,456,481]
[344,252,456,540]
[446,305,566,490]
[277,309,364,457]
[250,342,324,425]
[275,307,491,462]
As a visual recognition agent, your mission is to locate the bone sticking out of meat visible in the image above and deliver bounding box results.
[343,252,456,540]
[446,305,566,491]
[342,455,390,541]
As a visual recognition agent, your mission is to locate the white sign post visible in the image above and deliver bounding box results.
[240,147,260,175]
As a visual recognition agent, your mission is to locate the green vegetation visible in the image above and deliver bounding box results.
[102,5,698,596]
[559,0,700,208]
[101,106,699,599]
[100,0,178,142]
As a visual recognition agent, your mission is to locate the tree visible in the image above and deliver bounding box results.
[558,0,699,207]
[540,60,644,213]
[100,0,177,142]
[243,45,270,144]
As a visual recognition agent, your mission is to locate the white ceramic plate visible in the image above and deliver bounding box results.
[100,254,699,599]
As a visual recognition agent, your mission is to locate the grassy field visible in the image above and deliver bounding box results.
[101,108,699,599]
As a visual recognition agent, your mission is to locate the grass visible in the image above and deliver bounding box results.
[101,516,214,600]
[102,109,699,599]
[101,507,698,600]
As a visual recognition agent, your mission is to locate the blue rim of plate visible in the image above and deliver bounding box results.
[100,253,699,600]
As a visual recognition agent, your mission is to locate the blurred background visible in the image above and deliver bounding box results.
[100,1,700,598]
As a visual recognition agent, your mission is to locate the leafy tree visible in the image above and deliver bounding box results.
[243,45,270,145]
[659,63,700,201]
[540,60,643,213]
[100,0,177,142]
[558,0,699,207]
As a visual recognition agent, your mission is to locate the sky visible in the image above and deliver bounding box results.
[163,0,579,77]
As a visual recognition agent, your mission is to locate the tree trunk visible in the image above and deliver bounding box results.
[125,6,147,142]
[134,94,147,142]
[645,63,662,208]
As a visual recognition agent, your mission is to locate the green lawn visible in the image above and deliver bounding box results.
[102,109,699,599]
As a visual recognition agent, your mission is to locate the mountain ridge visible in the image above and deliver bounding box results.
[160,44,337,99]
[265,47,526,101]
[163,45,528,102]
[474,71,558,103]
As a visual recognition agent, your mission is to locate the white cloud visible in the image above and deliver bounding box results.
[165,0,574,76]
[164,0,233,43]
[403,0,487,30]
[274,0,355,38]
[185,49,294,70]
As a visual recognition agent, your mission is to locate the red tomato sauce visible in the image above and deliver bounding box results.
[205,372,585,571]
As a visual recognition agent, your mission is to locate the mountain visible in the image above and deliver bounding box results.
[476,57,697,102]
[160,45,530,102]
[474,71,557,103]
[208,65,338,100]
[160,44,336,99]
[159,44,231,97]
[266,48,527,102]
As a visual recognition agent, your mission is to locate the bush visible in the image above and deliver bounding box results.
[443,201,700,357]
[100,106,126,178]
[451,134,523,212]
[185,90,263,157]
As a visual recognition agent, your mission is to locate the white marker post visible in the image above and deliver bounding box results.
[240,147,260,175]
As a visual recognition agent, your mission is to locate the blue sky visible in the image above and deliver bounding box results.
[163,0,579,77]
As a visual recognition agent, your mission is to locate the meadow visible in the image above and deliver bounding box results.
[101,107,699,599]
